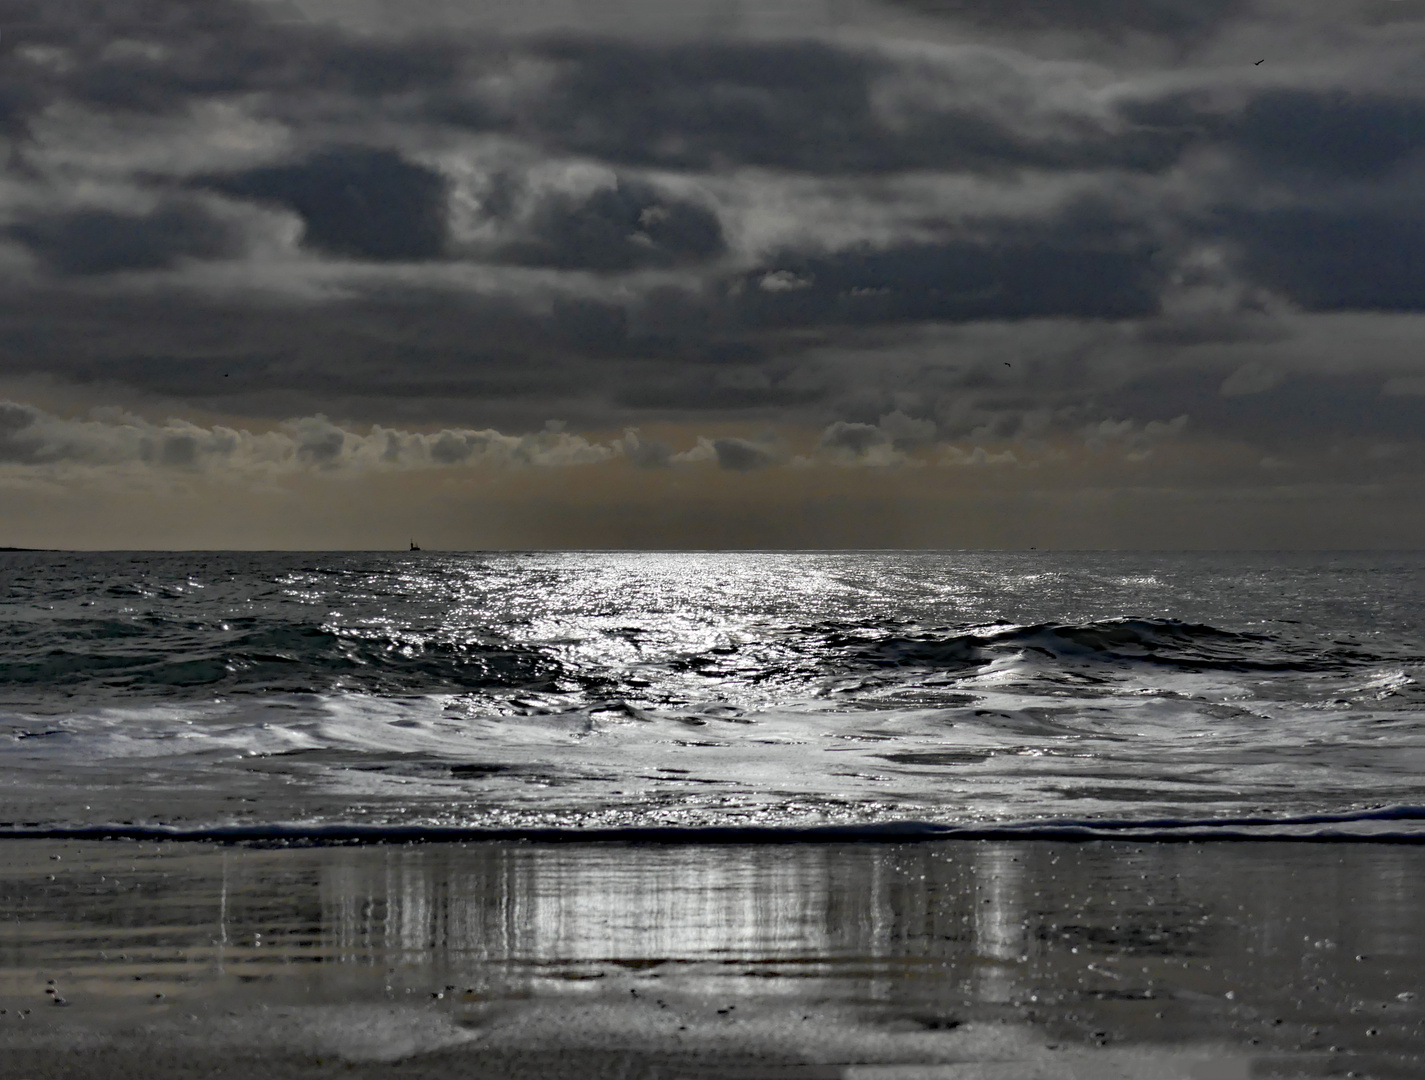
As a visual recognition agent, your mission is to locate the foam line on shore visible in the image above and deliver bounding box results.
[2,805,1424,844]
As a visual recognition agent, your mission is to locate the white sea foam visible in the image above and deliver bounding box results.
[2,550,1423,834]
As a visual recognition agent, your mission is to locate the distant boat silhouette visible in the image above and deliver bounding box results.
[409,539,421,551]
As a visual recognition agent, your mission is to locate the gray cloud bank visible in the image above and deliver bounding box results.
[0,0,1422,542]
[0,399,1073,477]
[0,400,617,474]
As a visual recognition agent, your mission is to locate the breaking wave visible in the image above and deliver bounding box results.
[2,549,1424,835]
[816,617,1386,674]
[0,618,564,698]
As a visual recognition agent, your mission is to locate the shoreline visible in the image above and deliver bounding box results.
[4,806,1425,844]
[2,837,1422,1077]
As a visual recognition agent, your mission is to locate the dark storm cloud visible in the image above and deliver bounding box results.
[614,372,820,413]
[466,37,879,173]
[1114,83,1425,314]
[196,147,449,261]
[0,0,224,24]
[0,286,578,405]
[6,198,243,275]
[549,287,763,369]
[548,297,630,357]
[0,9,1199,181]
[492,175,725,271]
[880,0,1248,41]
[483,36,1193,175]
[735,229,1162,327]
[1120,88,1425,181]
[0,0,1418,473]
[1232,90,1425,180]
[0,276,798,428]
[1219,207,1425,312]
[1106,368,1425,443]
[0,2,230,140]
[0,0,465,118]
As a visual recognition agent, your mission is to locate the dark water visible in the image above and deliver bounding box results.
[2,550,1423,836]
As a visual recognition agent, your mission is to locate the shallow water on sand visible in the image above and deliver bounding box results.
[1,839,1422,1077]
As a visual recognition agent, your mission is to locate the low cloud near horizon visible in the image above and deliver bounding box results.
[0,0,1423,548]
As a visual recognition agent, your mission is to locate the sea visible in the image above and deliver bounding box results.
[2,549,1423,841]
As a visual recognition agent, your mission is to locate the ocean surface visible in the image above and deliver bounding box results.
[2,550,1423,839]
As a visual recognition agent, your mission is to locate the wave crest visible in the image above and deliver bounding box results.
[0,617,565,696]
[827,617,1370,674]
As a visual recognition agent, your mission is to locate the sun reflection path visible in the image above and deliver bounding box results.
[3,838,1423,1075]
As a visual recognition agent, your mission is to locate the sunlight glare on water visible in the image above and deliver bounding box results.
[1,550,1424,836]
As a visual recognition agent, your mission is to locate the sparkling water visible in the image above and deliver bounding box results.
[2,550,1422,837]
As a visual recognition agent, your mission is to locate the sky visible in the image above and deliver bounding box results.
[0,0,1423,549]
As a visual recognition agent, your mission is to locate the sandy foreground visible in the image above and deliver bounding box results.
[1,838,1422,1079]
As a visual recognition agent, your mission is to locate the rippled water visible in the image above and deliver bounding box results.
[1,550,1423,836]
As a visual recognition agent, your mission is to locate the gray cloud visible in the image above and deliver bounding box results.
[0,0,1417,533]
[0,400,239,467]
[877,409,939,447]
[290,414,346,465]
[819,420,887,455]
[0,401,43,463]
[619,429,675,469]
[815,419,912,466]
[7,198,244,275]
[710,437,778,471]
[1220,362,1284,397]
[0,400,956,478]
[0,400,621,474]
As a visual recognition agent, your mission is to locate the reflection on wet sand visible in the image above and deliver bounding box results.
[1,839,1423,1077]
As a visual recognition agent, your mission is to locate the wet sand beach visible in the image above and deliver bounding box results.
[1,838,1422,1078]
